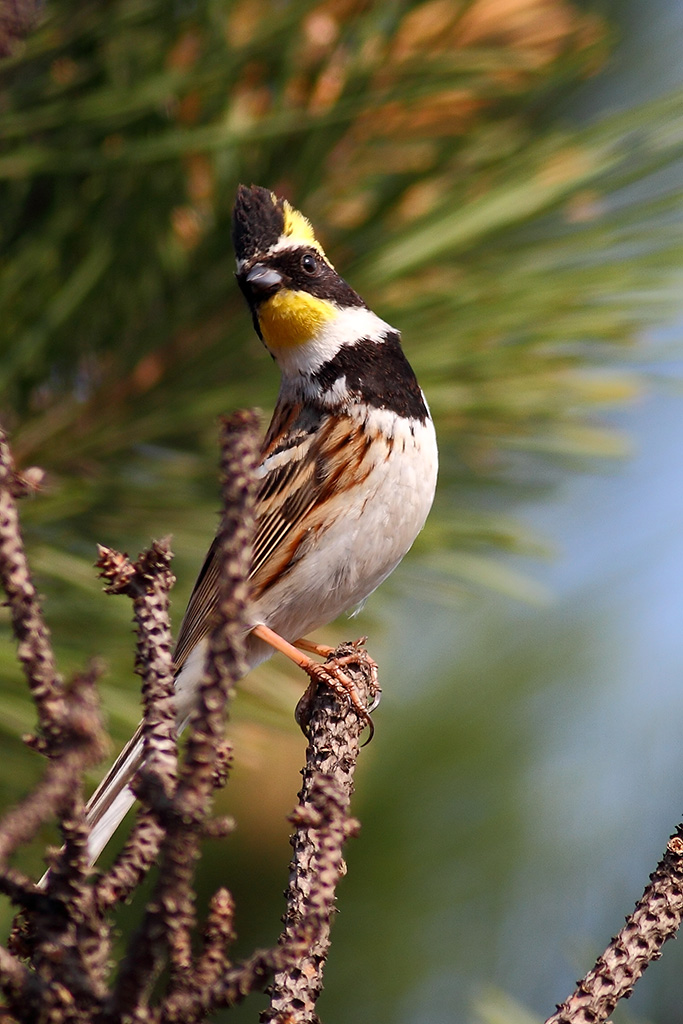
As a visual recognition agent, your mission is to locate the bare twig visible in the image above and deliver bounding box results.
[111,409,260,1021]
[2,664,110,1022]
[92,540,177,915]
[545,826,683,1024]
[158,646,373,1024]
[30,671,110,1015]
[0,415,381,1023]
[93,809,165,912]
[261,641,375,1024]
[0,945,40,1021]
[192,888,236,991]
[0,666,106,901]
[98,538,178,796]
[160,929,313,1024]
[0,430,67,752]
[44,662,108,892]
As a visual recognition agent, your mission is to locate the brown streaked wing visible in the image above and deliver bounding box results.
[173,400,307,672]
[173,404,373,674]
[250,413,375,597]
[172,534,221,673]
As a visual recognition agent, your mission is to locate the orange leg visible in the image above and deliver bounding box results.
[294,637,335,657]
[251,624,377,740]
[252,624,318,671]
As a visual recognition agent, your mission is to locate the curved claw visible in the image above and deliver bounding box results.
[359,712,375,746]
[295,655,379,744]
[367,687,382,714]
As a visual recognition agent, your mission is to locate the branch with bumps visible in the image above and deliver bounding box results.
[262,642,374,1024]
[5,406,679,1024]
[544,828,683,1024]
[0,414,373,1023]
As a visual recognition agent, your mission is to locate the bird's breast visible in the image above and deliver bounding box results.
[252,408,438,644]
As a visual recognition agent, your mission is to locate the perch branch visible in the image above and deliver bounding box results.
[545,826,683,1024]
[0,665,106,908]
[160,928,314,1024]
[91,540,177,915]
[0,415,380,1023]
[3,665,110,1020]
[261,640,376,1024]
[98,538,178,795]
[93,809,165,913]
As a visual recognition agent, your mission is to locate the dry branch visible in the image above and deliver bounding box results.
[0,411,376,1024]
[261,642,375,1024]
[0,430,67,752]
[546,827,683,1024]
[3,406,683,1024]
[99,538,178,796]
[0,414,288,1023]
[107,410,260,1020]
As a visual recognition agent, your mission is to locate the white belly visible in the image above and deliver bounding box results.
[252,410,438,647]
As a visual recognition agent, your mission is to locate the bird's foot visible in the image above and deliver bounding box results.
[294,639,380,744]
[251,625,379,742]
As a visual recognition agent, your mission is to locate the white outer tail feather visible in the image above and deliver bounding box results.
[37,653,206,887]
[85,729,144,864]
[36,729,144,889]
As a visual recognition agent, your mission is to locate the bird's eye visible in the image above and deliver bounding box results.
[301,252,319,275]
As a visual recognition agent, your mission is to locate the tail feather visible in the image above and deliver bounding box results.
[36,638,229,885]
[85,649,206,866]
[36,724,144,889]
[85,723,145,864]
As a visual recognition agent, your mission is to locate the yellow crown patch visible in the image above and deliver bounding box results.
[281,199,331,264]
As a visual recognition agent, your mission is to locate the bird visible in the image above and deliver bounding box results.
[83,184,439,865]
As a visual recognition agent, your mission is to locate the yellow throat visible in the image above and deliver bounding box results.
[258,290,337,351]
[257,198,337,351]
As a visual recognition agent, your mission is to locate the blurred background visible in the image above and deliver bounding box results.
[2,0,683,1021]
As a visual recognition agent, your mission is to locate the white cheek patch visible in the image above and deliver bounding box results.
[274,306,392,378]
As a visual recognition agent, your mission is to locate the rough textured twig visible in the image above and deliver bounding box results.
[93,809,165,913]
[2,665,110,1022]
[99,539,178,794]
[110,410,260,1021]
[192,888,236,991]
[0,429,67,752]
[0,667,107,888]
[0,411,320,1023]
[545,826,683,1024]
[261,642,375,1024]
[160,931,313,1024]
[0,415,384,1023]
[0,945,39,1022]
[44,663,108,892]
[91,540,177,915]
[29,668,110,1013]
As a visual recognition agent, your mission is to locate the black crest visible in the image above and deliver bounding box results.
[232,185,285,264]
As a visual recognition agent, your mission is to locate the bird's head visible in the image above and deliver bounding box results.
[232,185,368,372]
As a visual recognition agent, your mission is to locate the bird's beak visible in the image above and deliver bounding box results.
[243,263,282,298]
